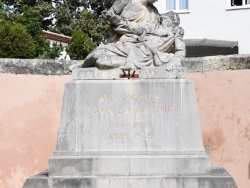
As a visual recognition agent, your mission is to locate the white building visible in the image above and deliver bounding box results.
[42,30,71,60]
[155,0,250,55]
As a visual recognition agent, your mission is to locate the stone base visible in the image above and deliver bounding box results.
[49,154,211,176]
[23,76,237,188]
[23,167,237,188]
[72,67,187,80]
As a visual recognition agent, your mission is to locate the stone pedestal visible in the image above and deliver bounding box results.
[23,68,237,188]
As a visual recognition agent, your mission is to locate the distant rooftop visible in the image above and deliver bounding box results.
[42,30,71,44]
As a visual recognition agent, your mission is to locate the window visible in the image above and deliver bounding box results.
[166,0,189,11]
[231,0,250,6]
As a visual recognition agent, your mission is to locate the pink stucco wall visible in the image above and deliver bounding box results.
[0,70,249,188]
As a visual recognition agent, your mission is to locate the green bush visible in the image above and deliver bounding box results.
[0,22,36,58]
[38,42,64,59]
[67,28,95,60]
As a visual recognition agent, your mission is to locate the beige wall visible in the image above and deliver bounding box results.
[0,71,249,188]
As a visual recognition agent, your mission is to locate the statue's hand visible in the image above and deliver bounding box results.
[109,14,125,26]
[165,62,175,71]
[69,62,82,72]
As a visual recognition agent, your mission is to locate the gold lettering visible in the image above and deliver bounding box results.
[165,106,172,113]
[84,106,91,113]
[157,106,165,113]
[84,106,113,114]
[92,107,98,114]
[99,94,116,102]
[110,122,124,128]
[154,94,161,101]
[134,122,148,128]
[122,93,161,101]
[117,107,131,113]
[110,133,128,139]
[136,106,173,114]
[134,133,152,139]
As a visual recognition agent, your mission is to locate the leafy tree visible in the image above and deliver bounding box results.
[38,42,64,59]
[66,28,95,60]
[76,10,110,46]
[15,5,51,57]
[49,43,64,59]
[0,0,117,59]
[0,2,15,22]
[50,0,87,36]
[0,21,36,58]
[51,0,115,42]
[1,0,54,29]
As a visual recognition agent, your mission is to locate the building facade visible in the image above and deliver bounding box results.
[42,30,71,60]
[155,0,250,54]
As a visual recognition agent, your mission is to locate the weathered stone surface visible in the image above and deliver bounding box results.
[1,54,250,75]
[24,167,237,188]
[54,79,206,155]
[72,67,187,80]
[78,5,185,70]
[182,57,203,72]
[229,54,250,70]
[23,171,49,188]
[182,54,250,73]
[0,58,76,75]
[202,56,230,72]
[49,155,211,177]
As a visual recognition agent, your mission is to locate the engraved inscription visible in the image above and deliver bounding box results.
[122,93,160,101]
[110,122,124,128]
[84,106,113,114]
[134,133,153,140]
[136,106,172,114]
[85,93,173,142]
[134,122,148,128]
[110,133,128,139]
[99,93,160,102]
[84,105,172,114]
[109,121,153,140]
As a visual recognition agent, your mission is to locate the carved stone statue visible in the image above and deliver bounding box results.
[72,0,186,71]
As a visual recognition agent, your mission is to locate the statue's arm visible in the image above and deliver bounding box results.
[112,20,156,35]
[104,0,130,25]
[108,0,130,15]
[168,27,186,67]
[168,37,186,67]
[126,22,156,35]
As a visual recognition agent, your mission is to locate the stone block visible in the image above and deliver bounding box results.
[229,54,250,70]
[54,79,206,155]
[49,155,211,177]
[24,167,237,188]
[182,58,203,72]
[72,67,187,80]
[202,56,230,72]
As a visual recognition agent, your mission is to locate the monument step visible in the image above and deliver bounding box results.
[49,155,211,177]
[23,167,237,188]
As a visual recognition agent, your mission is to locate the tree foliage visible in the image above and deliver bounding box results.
[67,28,95,60]
[0,0,116,59]
[76,10,110,46]
[15,5,51,57]
[0,21,36,58]
[39,42,64,59]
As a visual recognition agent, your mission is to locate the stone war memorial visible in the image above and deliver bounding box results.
[23,0,237,187]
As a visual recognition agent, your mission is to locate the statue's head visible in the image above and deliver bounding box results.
[148,0,158,4]
[140,0,158,5]
[161,11,180,28]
